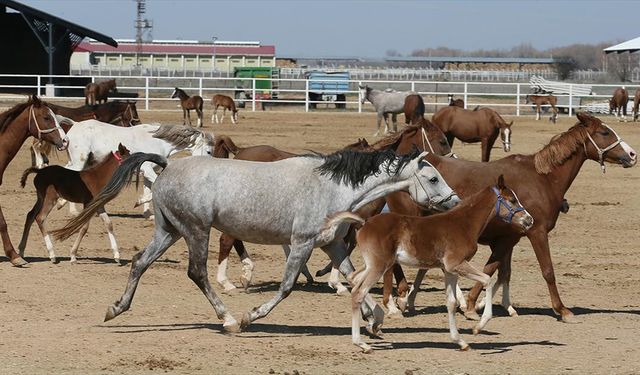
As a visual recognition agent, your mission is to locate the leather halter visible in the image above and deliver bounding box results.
[492,186,524,223]
[412,164,457,211]
[584,124,622,174]
[29,105,63,140]
[420,127,456,158]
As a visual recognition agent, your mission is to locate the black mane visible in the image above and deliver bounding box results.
[314,148,420,188]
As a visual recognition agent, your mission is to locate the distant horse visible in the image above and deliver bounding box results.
[171,87,204,127]
[359,84,414,136]
[52,148,460,334]
[31,101,141,168]
[403,94,425,125]
[18,144,131,264]
[0,95,68,266]
[327,175,533,352]
[447,94,464,108]
[432,106,513,162]
[85,79,117,106]
[609,87,629,118]
[632,89,640,121]
[212,135,370,292]
[211,94,238,124]
[525,94,558,123]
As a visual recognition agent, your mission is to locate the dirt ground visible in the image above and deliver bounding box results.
[1,107,639,375]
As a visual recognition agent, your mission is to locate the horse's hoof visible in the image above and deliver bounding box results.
[240,276,251,290]
[459,342,470,351]
[10,256,28,267]
[357,342,373,354]
[50,257,59,264]
[396,297,408,312]
[365,324,383,338]
[114,258,122,266]
[223,318,240,334]
[561,313,579,324]
[464,310,480,321]
[506,305,519,317]
[240,312,252,330]
[335,284,350,296]
[104,305,118,322]
[70,258,77,265]
[472,325,481,335]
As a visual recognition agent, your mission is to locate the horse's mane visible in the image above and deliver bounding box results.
[313,147,420,188]
[0,98,37,133]
[152,124,213,147]
[533,123,589,174]
[368,124,423,151]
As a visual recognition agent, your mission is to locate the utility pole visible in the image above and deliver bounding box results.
[135,0,153,67]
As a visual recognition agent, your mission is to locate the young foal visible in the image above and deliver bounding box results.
[211,94,238,124]
[609,87,629,119]
[525,94,558,123]
[18,144,130,264]
[171,87,204,127]
[632,89,640,121]
[85,79,117,106]
[330,175,533,352]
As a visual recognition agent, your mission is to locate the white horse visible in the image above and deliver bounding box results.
[53,148,460,333]
[60,120,214,217]
[359,85,414,136]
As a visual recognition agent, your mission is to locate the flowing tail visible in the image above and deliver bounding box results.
[20,167,39,188]
[213,135,240,158]
[51,152,168,241]
[316,211,365,245]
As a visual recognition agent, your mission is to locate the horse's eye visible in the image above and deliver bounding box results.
[601,131,610,136]
[429,177,438,184]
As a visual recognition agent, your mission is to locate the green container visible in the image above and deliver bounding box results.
[233,67,278,99]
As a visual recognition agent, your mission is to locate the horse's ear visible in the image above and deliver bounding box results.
[497,174,505,189]
[118,143,129,155]
[31,94,42,106]
[576,112,593,126]
[509,121,513,126]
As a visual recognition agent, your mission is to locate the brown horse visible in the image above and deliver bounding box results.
[403,94,425,125]
[0,95,68,266]
[211,94,238,124]
[171,87,204,127]
[85,79,117,106]
[31,101,141,168]
[18,144,130,264]
[326,175,533,352]
[447,94,464,108]
[525,94,558,123]
[632,89,640,121]
[432,106,512,162]
[609,87,629,118]
[211,136,371,291]
[382,113,636,323]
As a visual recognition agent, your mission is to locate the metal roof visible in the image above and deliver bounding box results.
[385,56,556,64]
[604,37,640,54]
[75,41,275,56]
[0,0,117,47]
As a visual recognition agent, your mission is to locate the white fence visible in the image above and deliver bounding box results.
[1,73,638,118]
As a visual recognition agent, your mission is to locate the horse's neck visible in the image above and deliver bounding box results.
[367,90,381,104]
[449,189,497,241]
[178,91,189,100]
[0,113,30,183]
[346,171,405,212]
[543,146,588,198]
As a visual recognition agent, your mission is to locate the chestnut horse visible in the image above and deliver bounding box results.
[85,79,117,106]
[327,175,533,352]
[211,94,238,124]
[0,95,68,266]
[211,136,371,292]
[632,89,640,121]
[403,94,425,125]
[382,113,636,323]
[31,101,141,168]
[609,87,629,118]
[525,94,558,123]
[432,106,512,162]
[18,144,130,264]
[171,87,204,127]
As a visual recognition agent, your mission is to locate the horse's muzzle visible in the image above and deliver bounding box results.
[57,137,69,151]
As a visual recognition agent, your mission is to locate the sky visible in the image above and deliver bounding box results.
[17,0,640,58]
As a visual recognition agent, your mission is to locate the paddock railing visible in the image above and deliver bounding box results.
[1,73,638,118]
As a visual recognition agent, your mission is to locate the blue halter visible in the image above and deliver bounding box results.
[492,187,524,223]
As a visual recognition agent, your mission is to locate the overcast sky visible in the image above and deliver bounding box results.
[18,0,640,57]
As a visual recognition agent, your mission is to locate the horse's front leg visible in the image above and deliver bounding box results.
[282,244,314,284]
[240,239,315,330]
[374,113,383,137]
[536,105,541,120]
[391,113,398,133]
[186,109,192,126]
[136,163,158,219]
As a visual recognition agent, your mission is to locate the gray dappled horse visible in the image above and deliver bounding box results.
[360,85,415,136]
[53,148,460,333]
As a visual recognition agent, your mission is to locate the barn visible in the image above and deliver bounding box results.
[0,0,116,94]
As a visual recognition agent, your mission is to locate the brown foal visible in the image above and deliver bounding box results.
[211,94,239,124]
[326,176,533,352]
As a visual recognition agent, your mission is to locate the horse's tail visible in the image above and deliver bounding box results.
[20,167,39,188]
[213,135,239,158]
[52,152,168,242]
[317,212,365,244]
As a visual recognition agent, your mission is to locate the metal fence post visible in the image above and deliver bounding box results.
[568,84,573,117]
[305,79,309,113]
[36,75,41,96]
[516,83,520,116]
[411,81,415,92]
[252,78,256,112]
[198,77,203,98]
[463,82,468,109]
[145,77,149,110]
[358,81,362,113]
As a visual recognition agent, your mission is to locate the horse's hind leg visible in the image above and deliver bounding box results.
[282,244,314,285]
[536,106,541,120]
[217,233,239,291]
[32,189,60,263]
[185,225,239,332]
[391,113,398,133]
[98,209,120,264]
[382,268,401,317]
[104,216,181,322]
[374,113,383,137]
[18,193,44,258]
[69,219,90,264]
[196,107,203,127]
[211,106,217,124]
[444,271,468,350]
[328,266,349,295]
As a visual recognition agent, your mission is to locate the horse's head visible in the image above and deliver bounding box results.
[28,95,68,151]
[107,79,118,92]
[421,121,453,157]
[191,130,215,156]
[402,151,461,211]
[499,121,513,152]
[358,84,370,104]
[524,95,531,104]
[609,97,616,113]
[492,175,534,232]
[577,112,637,170]
[170,88,180,99]
[124,101,141,126]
